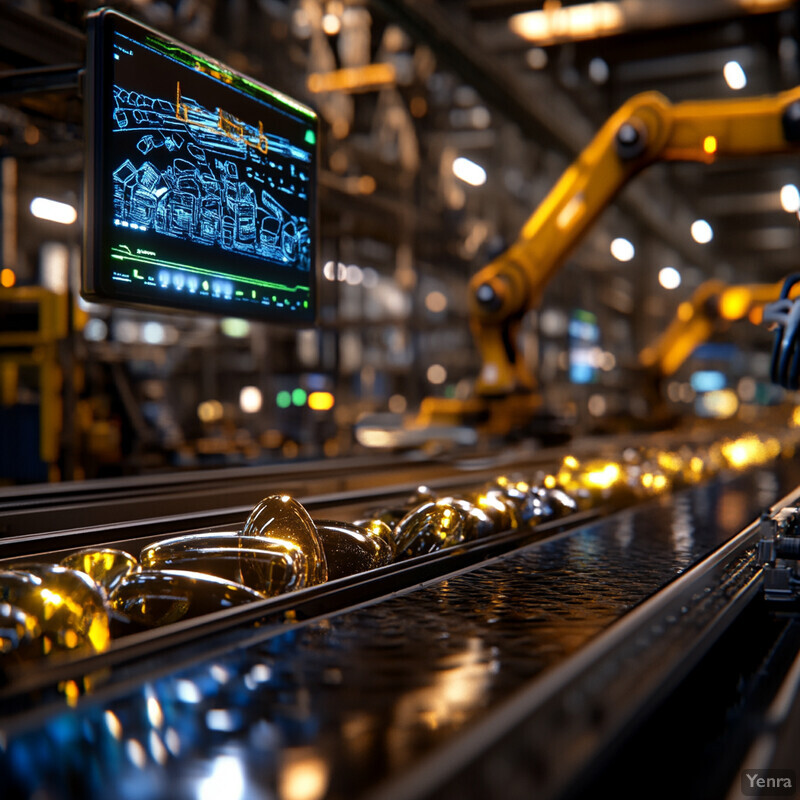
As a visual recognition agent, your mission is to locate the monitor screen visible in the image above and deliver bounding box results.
[84,9,318,322]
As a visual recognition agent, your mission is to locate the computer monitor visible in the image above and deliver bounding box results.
[83,9,318,323]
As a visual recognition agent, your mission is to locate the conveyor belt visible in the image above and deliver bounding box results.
[0,429,709,537]
[3,461,800,800]
[0,445,586,538]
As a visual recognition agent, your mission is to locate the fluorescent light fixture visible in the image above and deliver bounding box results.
[691,219,713,244]
[452,157,487,187]
[658,267,681,289]
[30,197,77,225]
[723,61,747,90]
[610,237,634,262]
[510,2,624,45]
[780,184,800,213]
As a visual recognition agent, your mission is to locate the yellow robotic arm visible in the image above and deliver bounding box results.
[639,279,800,379]
[471,86,800,396]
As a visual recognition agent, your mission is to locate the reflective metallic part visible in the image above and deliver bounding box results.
[241,495,328,584]
[435,497,495,540]
[140,532,308,596]
[355,505,410,530]
[555,456,631,506]
[0,564,111,657]
[0,602,42,661]
[394,503,468,558]
[110,569,265,628]
[314,520,394,580]
[535,486,578,517]
[486,477,543,524]
[61,548,138,592]
[466,490,520,532]
[408,485,437,505]
[362,518,397,560]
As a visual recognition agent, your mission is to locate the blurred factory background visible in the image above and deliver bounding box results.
[2,0,800,484]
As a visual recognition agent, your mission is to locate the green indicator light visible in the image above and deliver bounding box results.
[303,301,308,308]
[202,280,209,291]
[305,129,316,145]
[292,388,307,407]
[252,290,257,299]
[235,291,244,296]
[276,391,291,409]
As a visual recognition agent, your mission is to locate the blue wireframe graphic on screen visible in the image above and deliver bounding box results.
[111,84,311,270]
[85,10,317,321]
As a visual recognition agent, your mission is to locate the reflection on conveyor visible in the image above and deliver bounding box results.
[0,430,796,669]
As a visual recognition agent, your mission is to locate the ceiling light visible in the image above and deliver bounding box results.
[610,237,634,262]
[691,219,713,244]
[30,197,77,225]
[780,184,800,213]
[239,386,263,414]
[321,13,341,36]
[452,157,487,187]
[509,2,624,46]
[658,267,681,289]
[723,61,747,90]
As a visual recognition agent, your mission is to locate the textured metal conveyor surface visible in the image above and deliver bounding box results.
[3,461,800,800]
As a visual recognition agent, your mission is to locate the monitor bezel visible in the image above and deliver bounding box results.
[83,8,319,324]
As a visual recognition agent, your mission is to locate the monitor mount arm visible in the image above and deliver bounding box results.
[469,86,800,397]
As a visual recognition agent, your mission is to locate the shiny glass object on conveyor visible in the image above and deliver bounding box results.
[0,564,111,660]
[60,548,137,592]
[314,520,395,579]
[241,494,329,584]
[140,532,309,595]
[393,502,469,558]
[110,569,265,628]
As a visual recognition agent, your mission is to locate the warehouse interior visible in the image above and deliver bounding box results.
[2,1,800,798]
